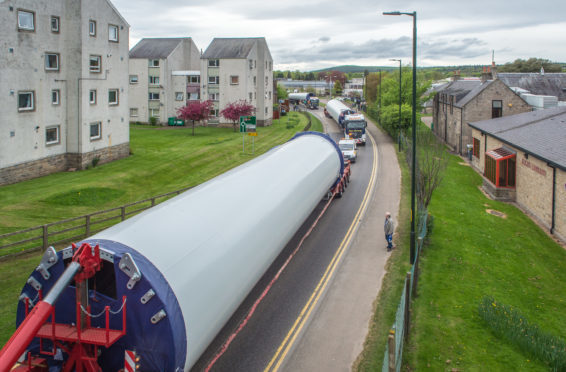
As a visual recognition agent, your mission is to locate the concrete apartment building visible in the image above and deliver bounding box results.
[0,0,129,185]
[201,38,273,126]
[129,38,200,125]
[433,70,530,155]
[468,107,566,244]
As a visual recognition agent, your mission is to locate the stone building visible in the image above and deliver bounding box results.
[468,106,566,243]
[0,0,129,185]
[129,38,200,125]
[201,38,273,126]
[433,71,530,155]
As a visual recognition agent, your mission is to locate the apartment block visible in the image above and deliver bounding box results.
[0,0,130,185]
[129,38,200,124]
[201,38,273,126]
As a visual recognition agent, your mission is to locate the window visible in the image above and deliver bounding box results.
[149,76,159,85]
[149,108,159,118]
[45,53,60,71]
[189,92,199,100]
[129,75,139,84]
[268,91,272,100]
[89,55,101,73]
[269,61,272,71]
[189,75,200,84]
[208,76,219,85]
[208,59,219,67]
[89,90,97,104]
[175,92,184,101]
[51,16,60,33]
[18,91,34,111]
[130,108,138,117]
[230,76,239,85]
[492,100,502,118]
[89,20,96,36]
[210,109,218,117]
[148,92,160,100]
[265,107,268,114]
[46,126,60,145]
[108,89,118,105]
[18,10,34,31]
[149,59,159,67]
[209,93,219,101]
[249,92,252,101]
[90,122,101,140]
[265,76,268,85]
[484,148,516,188]
[249,60,253,70]
[253,76,256,85]
[108,24,118,42]
[51,89,60,105]
[473,138,480,158]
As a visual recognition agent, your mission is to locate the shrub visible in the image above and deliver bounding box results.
[149,116,157,126]
[91,157,100,168]
[478,296,566,370]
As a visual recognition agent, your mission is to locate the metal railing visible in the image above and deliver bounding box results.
[0,186,192,259]
[382,208,429,372]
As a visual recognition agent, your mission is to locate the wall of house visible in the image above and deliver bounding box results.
[461,80,530,154]
[256,40,273,126]
[129,58,149,122]
[555,170,566,242]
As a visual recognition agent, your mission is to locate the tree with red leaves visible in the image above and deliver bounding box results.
[177,100,213,136]
[220,100,255,132]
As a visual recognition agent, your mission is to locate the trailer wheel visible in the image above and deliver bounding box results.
[336,184,344,198]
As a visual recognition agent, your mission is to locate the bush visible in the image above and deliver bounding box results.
[149,116,157,126]
[478,296,566,370]
[91,157,100,168]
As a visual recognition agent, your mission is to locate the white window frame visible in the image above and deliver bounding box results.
[249,92,253,101]
[18,91,34,112]
[209,93,219,101]
[18,10,35,31]
[45,53,60,71]
[89,20,96,36]
[189,92,199,100]
[51,16,60,33]
[189,75,200,84]
[52,89,60,105]
[149,108,160,118]
[130,108,138,117]
[108,24,118,42]
[89,55,101,73]
[45,126,60,145]
[129,75,138,84]
[148,92,160,100]
[249,59,253,70]
[149,59,159,67]
[210,109,218,117]
[90,122,101,141]
[208,76,219,85]
[230,75,239,85]
[89,89,97,104]
[149,76,159,86]
[175,92,184,101]
[108,89,119,105]
[208,59,219,67]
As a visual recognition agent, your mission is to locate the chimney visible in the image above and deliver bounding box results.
[452,69,461,81]
[491,60,497,79]
[481,66,491,83]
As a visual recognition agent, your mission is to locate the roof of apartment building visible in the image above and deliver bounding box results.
[497,73,566,101]
[201,37,268,59]
[469,106,566,170]
[436,79,486,107]
[129,38,193,59]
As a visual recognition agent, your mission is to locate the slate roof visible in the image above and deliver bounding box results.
[468,106,566,170]
[436,80,483,107]
[129,38,189,59]
[202,38,265,59]
[497,73,566,101]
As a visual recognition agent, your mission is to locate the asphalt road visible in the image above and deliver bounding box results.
[192,106,399,372]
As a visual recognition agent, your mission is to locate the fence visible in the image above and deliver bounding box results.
[382,208,429,372]
[0,186,192,259]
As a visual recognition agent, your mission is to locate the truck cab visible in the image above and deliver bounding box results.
[338,138,357,163]
[343,114,367,146]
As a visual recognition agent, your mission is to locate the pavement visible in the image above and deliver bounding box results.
[281,108,401,371]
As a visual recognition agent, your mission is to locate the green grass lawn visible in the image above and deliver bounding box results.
[0,112,313,346]
[406,154,566,370]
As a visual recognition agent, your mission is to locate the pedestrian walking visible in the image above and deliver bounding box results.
[384,212,394,252]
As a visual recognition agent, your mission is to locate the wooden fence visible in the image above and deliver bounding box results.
[0,186,192,259]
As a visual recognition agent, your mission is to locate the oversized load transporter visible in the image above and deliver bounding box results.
[0,132,351,372]
[325,99,355,127]
[288,92,314,104]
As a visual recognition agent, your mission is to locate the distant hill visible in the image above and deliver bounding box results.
[311,65,395,73]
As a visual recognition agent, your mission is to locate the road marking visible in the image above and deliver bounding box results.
[264,131,379,372]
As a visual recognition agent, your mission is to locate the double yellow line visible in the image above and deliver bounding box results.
[264,132,379,371]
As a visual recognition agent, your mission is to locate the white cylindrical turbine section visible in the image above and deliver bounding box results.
[326,99,355,125]
[91,133,342,370]
[288,92,313,101]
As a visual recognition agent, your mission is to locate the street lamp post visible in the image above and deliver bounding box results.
[384,10,417,264]
[390,58,402,152]
[378,69,382,125]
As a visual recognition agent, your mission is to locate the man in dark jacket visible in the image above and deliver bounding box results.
[384,212,394,252]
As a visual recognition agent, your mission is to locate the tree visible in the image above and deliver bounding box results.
[498,58,562,73]
[176,100,213,136]
[333,80,343,96]
[220,100,255,132]
[276,84,288,100]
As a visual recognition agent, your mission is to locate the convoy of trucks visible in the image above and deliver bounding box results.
[288,92,319,109]
[325,99,367,145]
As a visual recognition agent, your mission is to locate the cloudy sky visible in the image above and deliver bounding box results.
[112,0,566,71]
